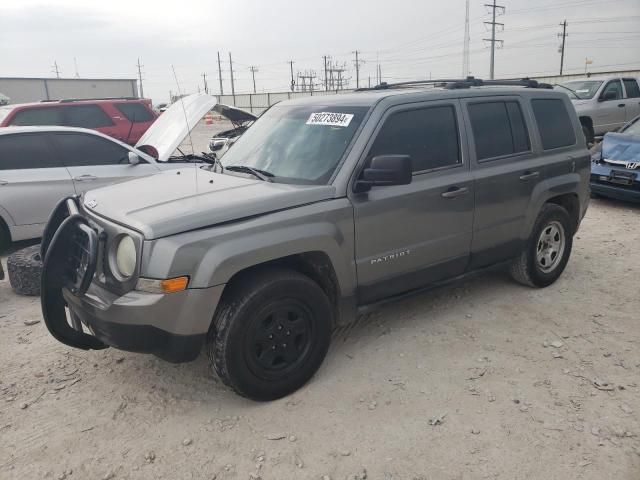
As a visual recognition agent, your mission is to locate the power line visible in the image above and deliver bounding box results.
[558,20,568,75]
[484,0,505,80]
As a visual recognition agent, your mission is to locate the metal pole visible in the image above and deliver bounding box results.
[289,61,295,92]
[229,52,235,97]
[217,52,224,95]
[490,0,496,80]
[323,56,328,91]
[559,20,568,75]
[136,59,144,98]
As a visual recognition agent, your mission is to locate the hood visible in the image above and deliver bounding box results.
[135,93,217,161]
[213,103,257,125]
[82,169,336,239]
[601,132,640,168]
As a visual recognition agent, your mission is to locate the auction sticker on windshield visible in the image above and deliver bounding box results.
[306,112,354,127]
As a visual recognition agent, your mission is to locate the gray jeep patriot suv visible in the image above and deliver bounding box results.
[41,78,590,401]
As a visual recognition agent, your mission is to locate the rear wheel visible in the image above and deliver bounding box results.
[207,268,333,401]
[510,204,573,288]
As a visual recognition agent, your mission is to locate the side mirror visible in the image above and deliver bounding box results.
[128,152,140,165]
[355,155,412,192]
[209,137,228,152]
[599,91,617,102]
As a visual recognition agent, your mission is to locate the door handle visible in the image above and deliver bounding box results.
[441,186,469,199]
[519,171,540,181]
[0,180,8,186]
[73,174,98,182]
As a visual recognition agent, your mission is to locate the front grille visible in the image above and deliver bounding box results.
[62,222,99,296]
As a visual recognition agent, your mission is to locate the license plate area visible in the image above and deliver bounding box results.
[608,171,635,185]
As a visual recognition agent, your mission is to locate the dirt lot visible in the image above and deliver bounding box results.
[1,194,639,479]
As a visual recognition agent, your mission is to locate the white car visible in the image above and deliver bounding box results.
[555,76,640,144]
[0,94,217,249]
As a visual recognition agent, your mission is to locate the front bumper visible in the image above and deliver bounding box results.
[40,197,224,363]
[590,162,640,203]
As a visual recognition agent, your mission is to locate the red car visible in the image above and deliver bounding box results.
[0,98,157,145]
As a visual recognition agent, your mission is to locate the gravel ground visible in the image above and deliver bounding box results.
[1,190,639,479]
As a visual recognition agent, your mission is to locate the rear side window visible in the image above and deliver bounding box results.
[9,107,64,126]
[369,105,460,172]
[64,105,114,128]
[468,101,530,161]
[0,134,59,169]
[531,99,576,150]
[115,103,154,122]
[623,79,640,98]
[54,133,129,166]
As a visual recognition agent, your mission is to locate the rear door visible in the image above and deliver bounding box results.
[350,100,474,303]
[6,106,64,127]
[622,78,640,121]
[51,131,160,193]
[63,104,122,140]
[0,133,74,234]
[462,96,545,268]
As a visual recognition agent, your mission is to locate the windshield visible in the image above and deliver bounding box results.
[555,80,603,99]
[221,104,369,184]
[622,117,640,136]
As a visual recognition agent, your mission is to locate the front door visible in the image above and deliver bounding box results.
[350,101,474,304]
[593,79,627,134]
[51,131,160,193]
[0,133,75,236]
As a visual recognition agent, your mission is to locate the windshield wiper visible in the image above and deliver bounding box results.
[554,83,579,99]
[225,165,274,182]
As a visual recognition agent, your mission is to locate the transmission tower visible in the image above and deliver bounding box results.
[483,0,505,79]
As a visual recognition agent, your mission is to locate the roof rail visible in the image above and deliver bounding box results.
[39,97,141,103]
[357,76,553,91]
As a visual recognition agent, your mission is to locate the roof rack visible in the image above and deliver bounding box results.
[39,97,141,103]
[357,76,553,91]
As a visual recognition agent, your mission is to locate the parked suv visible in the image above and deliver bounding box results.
[40,78,590,401]
[555,76,640,144]
[0,98,157,145]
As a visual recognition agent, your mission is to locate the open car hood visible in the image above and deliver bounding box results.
[213,103,257,126]
[135,93,217,161]
[601,132,640,168]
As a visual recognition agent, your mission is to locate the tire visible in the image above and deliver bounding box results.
[7,245,43,296]
[207,268,333,401]
[582,124,594,147]
[510,204,573,288]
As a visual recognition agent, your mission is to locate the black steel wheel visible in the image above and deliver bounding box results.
[208,268,333,401]
[7,245,43,296]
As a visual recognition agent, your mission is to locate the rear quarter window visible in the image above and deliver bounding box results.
[9,107,64,126]
[531,99,576,150]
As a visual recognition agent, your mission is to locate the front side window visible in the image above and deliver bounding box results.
[0,134,59,169]
[531,99,576,150]
[468,101,530,161]
[115,103,154,122]
[54,133,129,166]
[9,107,64,126]
[64,105,114,128]
[601,80,623,101]
[368,105,460,172]
[623,79,640,98]
[221,104,369,184]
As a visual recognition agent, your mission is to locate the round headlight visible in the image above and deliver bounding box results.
[115,235,137,278]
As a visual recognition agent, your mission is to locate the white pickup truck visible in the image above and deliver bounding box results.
[555,75,640,144]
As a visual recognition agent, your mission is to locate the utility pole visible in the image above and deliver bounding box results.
[483,0,505,80]
[217,51,224,95]
[136,58,144,97]
[51,60,61,79]
[462,0,470,77]
[73,57,80,78]
[249,66,258,94]
[289,61,295,92]
[558,20,568,75]
[323,55,329,91]
[201,73,209,94]
[353,50,363,89]
[228,52,235,97]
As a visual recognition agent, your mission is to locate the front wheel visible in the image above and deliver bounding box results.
[510,204,573,288]
[207,268,333,401]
